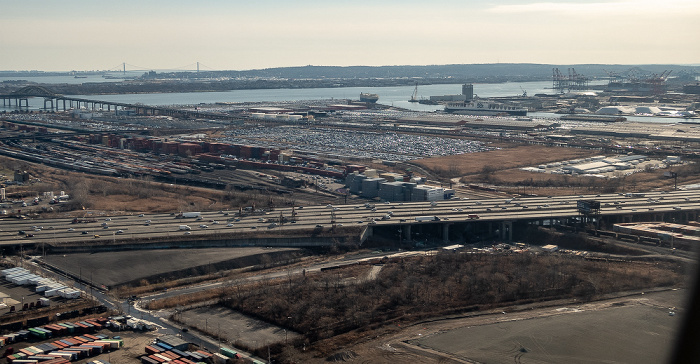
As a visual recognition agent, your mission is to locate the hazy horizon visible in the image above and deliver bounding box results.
[1,0,699,72]
[1,62,699,74]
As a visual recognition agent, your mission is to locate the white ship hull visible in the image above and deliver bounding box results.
[444,101,527,116]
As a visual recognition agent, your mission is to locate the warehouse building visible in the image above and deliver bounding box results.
[560,155,647,174]
[361,178,386,198]
[346,172,447,202]
[379,182,412,201]
[412,185,445,202]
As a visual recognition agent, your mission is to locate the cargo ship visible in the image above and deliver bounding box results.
[559,114,626,122]
[360,92,379,103]
[444,100,527,116]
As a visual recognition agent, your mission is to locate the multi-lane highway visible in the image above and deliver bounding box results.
[1,190,699,246]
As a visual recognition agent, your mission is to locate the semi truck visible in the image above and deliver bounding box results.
[176,212,201,218]
[415,216,439,222]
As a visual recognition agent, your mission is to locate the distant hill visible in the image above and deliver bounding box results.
[2,63,697,95]
[160,63,699,81]
[2,64,697,81]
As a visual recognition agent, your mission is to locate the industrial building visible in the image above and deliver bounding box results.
[14,170,29,183]
[379,182,415,201]
[155,335,189,351]
[561,155,647,174]
[411,185,446,202]
[361,177,386,198]
[522,155,648,176]
[613,222,700,246]
[429,84,474,103]
[346,172,452,202]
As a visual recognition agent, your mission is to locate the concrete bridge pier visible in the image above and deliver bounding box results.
[501,221,513,242]
[1,97,29,109]
[442,223,450,243]
[403,224,411,240]
[43,98,54,111]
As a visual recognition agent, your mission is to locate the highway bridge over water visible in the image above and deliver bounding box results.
[1,190,699,251]
[0,86,238,120]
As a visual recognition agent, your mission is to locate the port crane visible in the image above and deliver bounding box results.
[519,86,527,97]
[409,83,419,102]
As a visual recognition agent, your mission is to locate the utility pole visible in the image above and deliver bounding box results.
[90,271,94,309]
[666,171,678,190]
[672,172,678,190]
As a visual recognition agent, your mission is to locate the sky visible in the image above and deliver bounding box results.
[1,0,699,72]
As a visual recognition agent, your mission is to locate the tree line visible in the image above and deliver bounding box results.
[219,252,684,344]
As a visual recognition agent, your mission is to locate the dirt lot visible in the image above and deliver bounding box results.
[289,289,686,364]
[102,331,162,364]
[41,247,300,288]
[412,301,678,363]
[178,305,301,351]
[413,145,600,177]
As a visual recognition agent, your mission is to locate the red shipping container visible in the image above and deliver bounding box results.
[52,341,68,348]
[195,350,212,358]
[145,346,162,355]
[148,355,166,363]
[160,351,178,360]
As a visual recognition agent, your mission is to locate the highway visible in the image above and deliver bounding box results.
[1,190,699,246]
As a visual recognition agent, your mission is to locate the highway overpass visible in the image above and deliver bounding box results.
[1,190,699,250]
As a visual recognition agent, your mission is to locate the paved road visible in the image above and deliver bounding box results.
[1,190,699,246]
